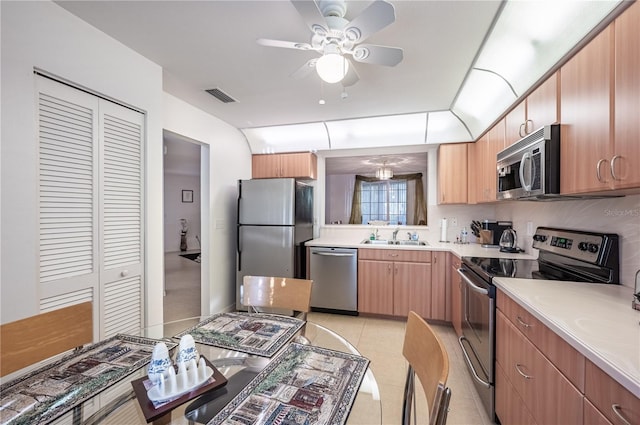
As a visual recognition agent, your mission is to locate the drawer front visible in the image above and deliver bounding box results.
[497,290,585,391]
[585,360,640,425]
[497,311,583,425]
[584,398,614,425]
[358,248,431,262]
[495,361,537,425]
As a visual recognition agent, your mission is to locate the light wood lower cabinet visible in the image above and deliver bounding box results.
[449,254,462,337]
[357,259,394,315]
[357,249,433,318]
[585,359,640,425]
[584,398,613,425]
[495,361,537,425]
[496,305,583,425]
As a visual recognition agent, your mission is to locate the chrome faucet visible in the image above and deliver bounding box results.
[392,228,399,241]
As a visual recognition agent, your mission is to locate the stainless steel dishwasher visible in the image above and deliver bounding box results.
[309,247,358,315]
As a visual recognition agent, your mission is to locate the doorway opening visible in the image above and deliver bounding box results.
[163,130,206,321]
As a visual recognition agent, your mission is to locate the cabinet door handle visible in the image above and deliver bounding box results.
[516,315,531,329]
[515,363,533,380]
[394,266,398,275]
[389,253,399,258]
[610,155,622,181]
[525,119,533,134]
[388,264,392,274]
[519,122,525,138]
[596,159,608,183]
[611,404,632,425]
[121,270,129,277]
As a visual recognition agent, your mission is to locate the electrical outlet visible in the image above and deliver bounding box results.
[451,217,458,227]
[526,221,534,236]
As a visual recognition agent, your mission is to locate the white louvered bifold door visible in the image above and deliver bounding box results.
[99,101,144,338]
[37,77,100,325]
[36,76,145,340]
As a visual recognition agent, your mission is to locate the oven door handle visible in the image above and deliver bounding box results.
[458,336,491,388]
[457,268,489,295]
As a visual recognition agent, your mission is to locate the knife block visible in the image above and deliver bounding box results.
[480,230,493,245]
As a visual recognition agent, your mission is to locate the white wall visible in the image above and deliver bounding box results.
[164,174,201,252]
[0,1,164,324]
[162,93,252,315]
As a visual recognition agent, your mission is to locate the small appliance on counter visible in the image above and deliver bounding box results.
[480,220,513,247]
[499,228,523,253]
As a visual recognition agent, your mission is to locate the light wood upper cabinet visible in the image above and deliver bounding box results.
[252,152,317,179]
[505,73,560,147]
[560,26,613,194]
[526,72,560,134]
[437,143,469,204]
[504,100,526,147]
[613,0,640,190]
[476,119,504,203]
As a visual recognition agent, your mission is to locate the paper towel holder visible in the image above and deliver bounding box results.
[439,218,450,243]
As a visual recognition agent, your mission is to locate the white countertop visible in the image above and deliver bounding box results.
[493,277,640,398]
[306,237,538,260]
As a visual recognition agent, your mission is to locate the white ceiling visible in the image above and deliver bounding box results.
[56,0,624,152]
[56,1,501,127]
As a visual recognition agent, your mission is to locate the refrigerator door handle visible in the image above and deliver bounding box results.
[237,226,242,271]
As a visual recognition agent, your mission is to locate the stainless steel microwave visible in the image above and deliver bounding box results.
[496,124,560,200]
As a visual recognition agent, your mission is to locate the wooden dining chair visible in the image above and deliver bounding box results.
[242,275,313,321]
[402,311,452,425]
[0,302,93,377]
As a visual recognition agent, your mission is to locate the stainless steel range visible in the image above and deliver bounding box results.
[456,227,620,422]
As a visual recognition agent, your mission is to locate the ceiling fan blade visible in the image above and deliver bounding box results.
[344,1,396,43]
[352,44,403,66]
[290,58,318,79]
[257,38,313,50]
[341,61,360,87]
[290,1,328,36]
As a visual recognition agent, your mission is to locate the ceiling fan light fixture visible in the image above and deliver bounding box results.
[316,52,349,83]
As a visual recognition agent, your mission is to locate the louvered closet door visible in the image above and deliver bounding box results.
[37,76,145,340]
[37,77,100,319]
[99,101,144,338]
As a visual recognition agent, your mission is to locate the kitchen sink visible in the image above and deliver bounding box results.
[361,239,428,246]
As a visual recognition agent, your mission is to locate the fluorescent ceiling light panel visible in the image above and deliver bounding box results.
[326,113,427,149]
[476,0,622,95]
[452,68,517,138]
[426,111,472,144]
[242,123,329,153]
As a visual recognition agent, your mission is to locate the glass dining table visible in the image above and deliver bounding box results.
[82,315,382,425]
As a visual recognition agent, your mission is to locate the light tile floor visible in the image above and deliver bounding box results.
[163,254,493,424]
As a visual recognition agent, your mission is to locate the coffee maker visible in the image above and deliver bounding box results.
[480,220,513,247]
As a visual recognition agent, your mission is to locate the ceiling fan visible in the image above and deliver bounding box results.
[257,0,403,86]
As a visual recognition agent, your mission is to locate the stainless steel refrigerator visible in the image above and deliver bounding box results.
[236,178,314,310]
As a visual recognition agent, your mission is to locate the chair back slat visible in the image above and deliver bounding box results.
[1,302,93,377]
[243,276,313,314]
[402,311,450,425]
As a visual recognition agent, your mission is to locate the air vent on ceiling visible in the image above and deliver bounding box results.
[205,88,237,103]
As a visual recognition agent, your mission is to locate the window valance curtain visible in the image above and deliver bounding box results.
[348,173,427,225]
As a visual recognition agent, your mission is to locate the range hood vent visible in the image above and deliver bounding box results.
[205,88,237,103]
